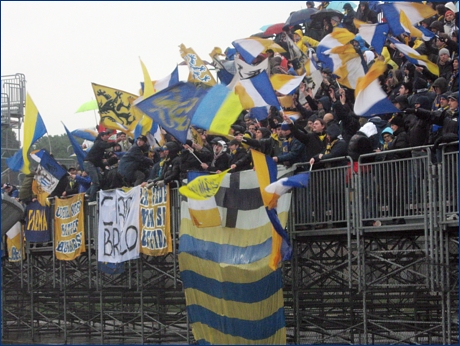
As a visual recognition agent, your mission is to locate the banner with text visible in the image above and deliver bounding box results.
[140,185,172,256]
[98,186,141,263]
[24,200,51,242]
[54,193,86,261]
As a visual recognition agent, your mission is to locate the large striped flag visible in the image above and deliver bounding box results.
[232,37,285,64]
[179,44,216,86]
[316,28,356,72]
[178,169,290,343]
[354,61,400,117]
[354,20,389,55]
[327,44,367,90]
[381,1,436,37]
[234,71,281,109]
[270,73,306,95]
[6,93,47,174]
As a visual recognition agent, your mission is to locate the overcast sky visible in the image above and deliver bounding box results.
[2,1,308,137]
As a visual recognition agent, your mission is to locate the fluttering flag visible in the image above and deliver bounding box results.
[354,21,389,55]
[381,2,436,36]
[189,127,204,147]
[179,169,230,200]
[265,172,310,210]
[91,83,141,134]
[70,128,98,142]
[233,56,269,80]
[179,44,216,86]
[388,37,439,76]
[399,10,423,39]
[327,44,367,89]
[63,123,87,169]
[191,84,243,136]
[6,93,47,174]
[354,60,400,117]
[304,58,323,97]
[232,37,285,64]
[234,71,281,109]
[270,73,306,95]
[209,47,235,85]
[251,149,293,270]
[134,82,208,143]
[283,32,309,75]
[316,28,356,72]
[30,148,68,205]
[142,65,180,94]
[415,24,436,41]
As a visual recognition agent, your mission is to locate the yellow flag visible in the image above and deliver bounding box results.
[92,83,141,134]
[179,43,216,86]
[179,169,230,200]
[190,127,204,146]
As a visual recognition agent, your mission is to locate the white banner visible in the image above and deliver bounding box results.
[98,186,141,263]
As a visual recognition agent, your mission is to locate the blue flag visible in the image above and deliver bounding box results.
[63,123,87,169]
[134,82,208,143]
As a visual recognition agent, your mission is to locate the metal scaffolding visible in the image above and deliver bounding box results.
[2,144,458,344]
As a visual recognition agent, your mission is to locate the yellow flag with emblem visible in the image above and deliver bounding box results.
[179,43,216,87]
[92,83,141,135]
[179,169,230,200]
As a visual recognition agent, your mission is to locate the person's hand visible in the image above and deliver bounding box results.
[235,133,244,141]
[193,143,202,151]
[309,158,315,166]
[283,114,292,124]
[230,164,237,170]
[155,180,165,188]
[201,162,209,169]
[273,157,279,163]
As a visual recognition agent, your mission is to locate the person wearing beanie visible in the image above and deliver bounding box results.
[151,141,182,187]
[437,47,453,81]
[431,77,449,110]
[410,77,436,107]
[227,137,252,172]
[278,115,324,168]
[309,123,347,168]
[443,9,458,38]
[272,120,307,169]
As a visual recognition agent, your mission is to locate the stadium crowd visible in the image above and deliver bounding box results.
[4,1,459,207]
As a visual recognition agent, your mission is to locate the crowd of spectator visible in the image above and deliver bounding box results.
[2,1,458,209]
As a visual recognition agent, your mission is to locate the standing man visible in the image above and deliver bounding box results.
[83,130,122,202]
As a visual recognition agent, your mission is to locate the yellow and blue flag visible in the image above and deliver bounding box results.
[354,61,400,118]
[70,128,98,142]
[388,37,439,76]
[234,71,280,109]
[232,37,285,64]
[191,84,243,137]
[134,82,208,143]
[6,93,47,174]
[316,28,356,72]
[251,149,292,270]
[354,21,389,55]
[381,2,436,37]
